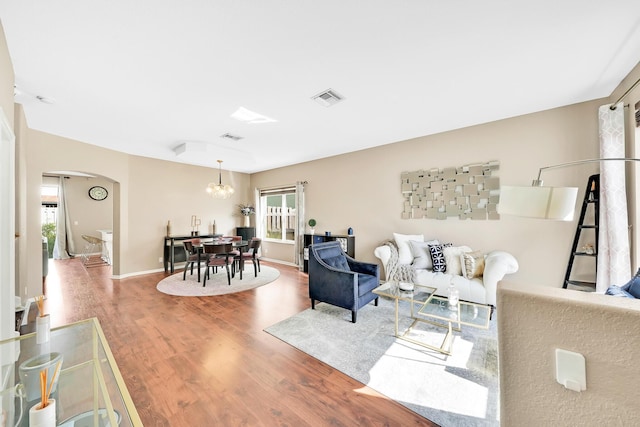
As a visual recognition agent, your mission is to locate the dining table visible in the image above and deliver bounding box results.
[193,240,249,282]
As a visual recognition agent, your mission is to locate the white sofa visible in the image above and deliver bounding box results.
[374,235,519,307]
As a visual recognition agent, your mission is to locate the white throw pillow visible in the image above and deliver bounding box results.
[409,239,440,269]
[393,233,424,265]
[442,246,473,275]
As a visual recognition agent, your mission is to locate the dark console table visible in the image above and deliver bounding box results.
[163,234,221,273]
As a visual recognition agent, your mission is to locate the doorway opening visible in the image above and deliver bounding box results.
[41,183,58,259]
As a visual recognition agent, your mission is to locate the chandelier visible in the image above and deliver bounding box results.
[206,160,235,199]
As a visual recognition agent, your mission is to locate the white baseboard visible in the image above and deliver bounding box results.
[260,257,298,268]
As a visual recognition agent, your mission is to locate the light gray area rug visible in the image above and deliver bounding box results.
[156,265,280,296]
[265,297,499,427]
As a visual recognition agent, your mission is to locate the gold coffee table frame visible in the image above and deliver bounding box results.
[418,295,491,355]
[373,282,491,355]
[373,281,438,350]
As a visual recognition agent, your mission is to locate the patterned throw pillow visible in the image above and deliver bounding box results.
[461,251,485,279]
[428,243,452,273]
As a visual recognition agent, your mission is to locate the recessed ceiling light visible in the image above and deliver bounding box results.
[231,107,277,124]
[311,89,345,107]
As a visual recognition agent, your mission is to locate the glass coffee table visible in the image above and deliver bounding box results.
[373,281,437,348]
[373,281,491,355]
[418,295,491,355]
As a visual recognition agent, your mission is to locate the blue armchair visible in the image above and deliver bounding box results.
[308,241,380,323]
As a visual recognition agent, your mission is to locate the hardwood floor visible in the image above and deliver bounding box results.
[41,258,436,426]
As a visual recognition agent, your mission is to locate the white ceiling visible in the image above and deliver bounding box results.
[2,1,640,173]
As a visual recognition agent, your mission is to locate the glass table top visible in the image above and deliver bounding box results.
[373,281,437,304]
[419,295,491,329]
[0,317,142,427]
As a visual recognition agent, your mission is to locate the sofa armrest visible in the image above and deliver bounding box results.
[482,251,519,306]
[373,245,392,280]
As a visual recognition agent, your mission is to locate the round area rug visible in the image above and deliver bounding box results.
[156,265,280,296]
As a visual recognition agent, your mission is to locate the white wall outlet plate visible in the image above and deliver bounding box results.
[555,348,586,392]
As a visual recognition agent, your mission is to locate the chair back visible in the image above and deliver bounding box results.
[183,240,197,255]
[310,241,350,271]
[249,238,261,253]
[204,243,232,255]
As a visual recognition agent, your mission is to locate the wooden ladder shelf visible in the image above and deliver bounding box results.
[563,174,599,289]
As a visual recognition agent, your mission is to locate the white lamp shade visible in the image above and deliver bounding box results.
[498,186,579,221]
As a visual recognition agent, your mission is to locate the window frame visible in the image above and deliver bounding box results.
[259,188,297,244]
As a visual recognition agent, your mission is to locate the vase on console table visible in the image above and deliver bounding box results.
[244,215,250,227]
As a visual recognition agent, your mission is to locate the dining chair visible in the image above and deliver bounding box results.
[236,238,262,279]
[80,234,109,267]
[222,235,242,271]
[202,242,233,287]
[182,240,202,280]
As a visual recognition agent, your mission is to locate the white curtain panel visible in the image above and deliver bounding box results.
[295,181,306,271]
[53,177,75,259]
[597,103,631,291]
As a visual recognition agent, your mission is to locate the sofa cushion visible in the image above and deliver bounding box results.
[429,243,452,272]
[357,273,379,296]
[323,255,350,271]
[605,285,635,298]
[443,246,472,275]
[461,251,486,279]
[409,239,440,269]
[394,233,424,265]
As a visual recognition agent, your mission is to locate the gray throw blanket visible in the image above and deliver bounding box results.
[382,240,416,282]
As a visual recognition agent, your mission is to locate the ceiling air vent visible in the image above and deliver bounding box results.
[311,89,345,107]
[220,133,243,141]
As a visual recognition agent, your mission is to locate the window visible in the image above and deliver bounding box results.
[260,188,296,242]
[41,184,58,258]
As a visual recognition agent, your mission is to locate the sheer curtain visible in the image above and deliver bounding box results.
[597,102,631,291]
[295,181,306,271]
[53,177,75,259]
[254,187,262,241]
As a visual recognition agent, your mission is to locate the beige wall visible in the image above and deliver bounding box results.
[251,99,603,287]
[498,281,640,425]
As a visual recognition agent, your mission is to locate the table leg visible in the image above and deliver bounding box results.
[170,239,175,273]
[197,253,201,282]
[394,298,399,337]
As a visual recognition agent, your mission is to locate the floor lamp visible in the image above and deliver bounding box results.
[498,157,640,221]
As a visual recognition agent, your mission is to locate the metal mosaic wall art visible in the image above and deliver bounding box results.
[401,161,500,220]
